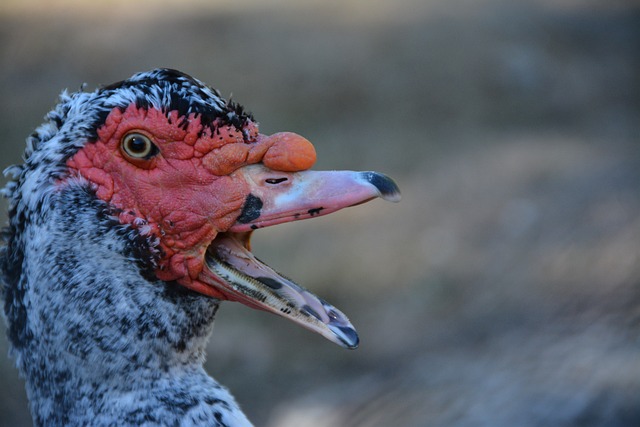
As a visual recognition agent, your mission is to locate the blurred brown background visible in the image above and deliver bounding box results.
[1,0,639,426]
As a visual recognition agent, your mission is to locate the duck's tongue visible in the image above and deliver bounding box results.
[199,165,401,348]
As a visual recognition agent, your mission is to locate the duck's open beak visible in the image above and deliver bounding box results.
[199,164,401,348]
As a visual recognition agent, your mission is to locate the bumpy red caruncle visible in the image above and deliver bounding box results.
[66,103,317,297]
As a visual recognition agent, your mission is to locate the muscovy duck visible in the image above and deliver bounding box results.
[0,68,400,426]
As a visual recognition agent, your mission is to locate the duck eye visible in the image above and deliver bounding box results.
[121,133,158,159]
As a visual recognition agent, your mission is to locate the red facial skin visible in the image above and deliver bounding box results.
[66,103,316,298]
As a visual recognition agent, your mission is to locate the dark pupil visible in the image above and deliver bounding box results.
[128,136,147,153]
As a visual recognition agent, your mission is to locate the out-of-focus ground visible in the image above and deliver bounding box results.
[0,0,639,425]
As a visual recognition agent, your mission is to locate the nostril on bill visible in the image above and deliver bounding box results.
[265,177,288,185]
[360,171,401,202]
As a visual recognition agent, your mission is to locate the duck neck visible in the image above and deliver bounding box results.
[3,185,251,426]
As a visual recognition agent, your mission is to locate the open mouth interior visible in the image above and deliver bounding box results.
[204,231,360,348]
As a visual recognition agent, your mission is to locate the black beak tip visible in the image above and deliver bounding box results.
[361,171,402,202]
[335,325,360,349]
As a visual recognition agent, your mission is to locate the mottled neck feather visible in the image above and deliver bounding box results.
[2,182,252,426]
